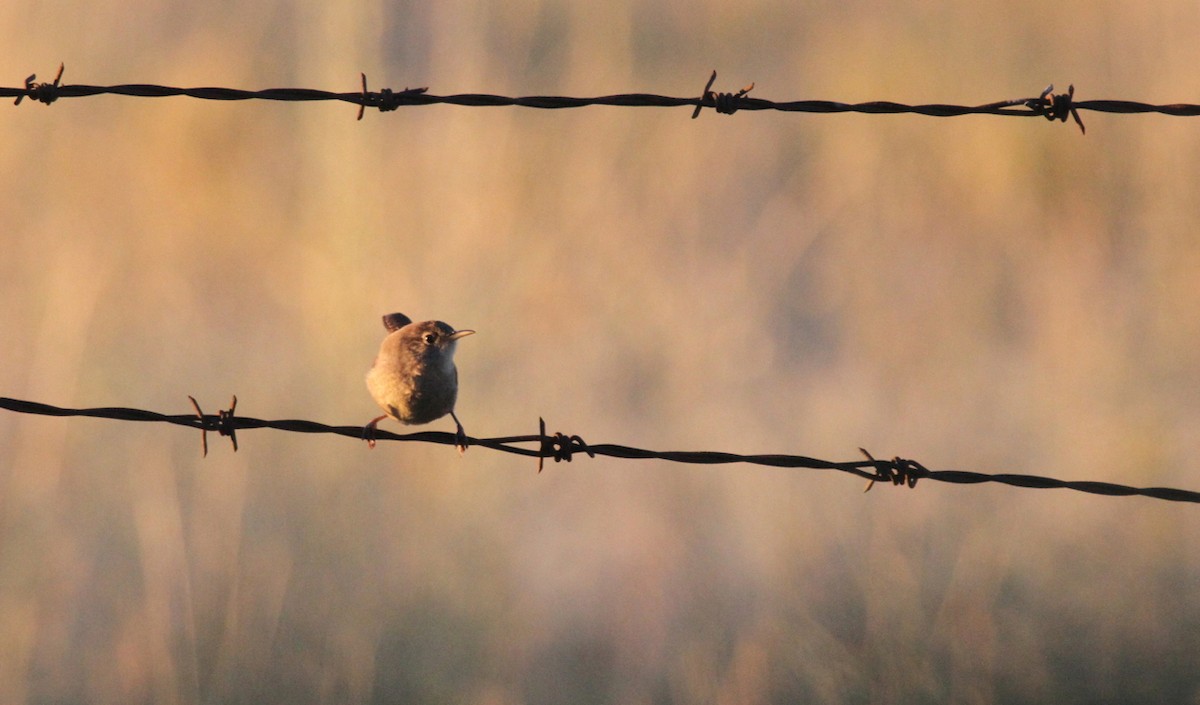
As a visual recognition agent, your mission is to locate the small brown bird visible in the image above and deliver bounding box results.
[364,312,475,452]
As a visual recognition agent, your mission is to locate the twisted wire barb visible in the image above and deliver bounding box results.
[2,396,1197,504]
[9,65,1200,132]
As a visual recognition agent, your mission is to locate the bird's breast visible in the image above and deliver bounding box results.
[366,358,458,425]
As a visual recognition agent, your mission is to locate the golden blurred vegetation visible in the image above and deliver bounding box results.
[3,0,1200,702]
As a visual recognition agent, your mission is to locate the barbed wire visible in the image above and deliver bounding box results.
[9,65,1200,133]
[2,396,1197,504]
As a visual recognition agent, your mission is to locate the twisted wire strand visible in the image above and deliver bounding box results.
[8,66,1200,132]
[2,396,1197,504]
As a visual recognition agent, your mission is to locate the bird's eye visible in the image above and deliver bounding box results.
[423,332,437,345]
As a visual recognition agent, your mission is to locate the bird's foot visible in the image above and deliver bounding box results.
[452,411,468,456]
[363,415,387,449]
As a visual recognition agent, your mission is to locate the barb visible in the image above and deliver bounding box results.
[356,72,428,120]
[692,70,755,119]
[2,396,1198,504]
[860,447,927,492]
[537,416,594,473]
[188,395,239,456]
[15,63,64,106]
[8,65,1200,130]
[1027,84,1086,134]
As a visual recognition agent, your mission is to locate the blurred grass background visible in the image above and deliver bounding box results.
[3,0,1200,702]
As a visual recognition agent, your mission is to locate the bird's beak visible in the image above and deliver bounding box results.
[448,329,476,341]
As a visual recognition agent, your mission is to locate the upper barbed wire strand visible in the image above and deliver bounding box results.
[1,396,1197,504]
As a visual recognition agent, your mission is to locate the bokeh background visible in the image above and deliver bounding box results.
[4,1,1200,703]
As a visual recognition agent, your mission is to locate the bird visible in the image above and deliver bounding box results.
[364,312,475,453]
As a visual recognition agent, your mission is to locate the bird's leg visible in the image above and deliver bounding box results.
[451,410,468,455]
[363,415,388,449]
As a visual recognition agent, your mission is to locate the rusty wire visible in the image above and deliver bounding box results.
[2,396,1198,504]
[8,65,1200,133]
